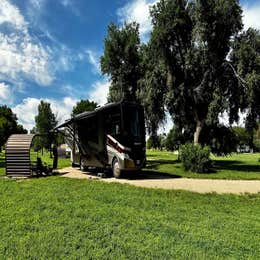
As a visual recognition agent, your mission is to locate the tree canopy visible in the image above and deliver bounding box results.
[230,28,260,149]
[100,0,259,153]
[0,106,27,150]
[101,22,141,102]
[150,0,243,145]
[35,101,57,149]
[72,100,97,116]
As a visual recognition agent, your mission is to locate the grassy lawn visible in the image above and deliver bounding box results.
[146,150,260,180]
[0,177,259,259]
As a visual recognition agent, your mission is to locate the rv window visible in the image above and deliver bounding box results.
[123,106,143,138]
[105,108,121,139]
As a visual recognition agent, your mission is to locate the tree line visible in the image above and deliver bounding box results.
[100,0,260,154]
[1,0,259,155]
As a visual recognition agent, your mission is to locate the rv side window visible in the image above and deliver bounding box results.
[105,108,121,139]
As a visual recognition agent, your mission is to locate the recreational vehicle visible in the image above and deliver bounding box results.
[55,101,146,177]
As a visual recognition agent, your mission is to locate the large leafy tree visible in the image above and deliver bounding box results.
[72,100,97,116]
[35,101,57,149]
[150,0,243,145]
[230,28,260,150]
[0,106,27,151]
[101,22,141,102]
[138,43,167,143]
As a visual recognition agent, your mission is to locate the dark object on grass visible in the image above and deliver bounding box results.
[5,134,56,177]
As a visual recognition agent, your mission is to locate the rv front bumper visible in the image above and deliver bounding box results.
[122,158,145,170]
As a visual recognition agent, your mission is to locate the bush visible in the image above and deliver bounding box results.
[180,143,212,173]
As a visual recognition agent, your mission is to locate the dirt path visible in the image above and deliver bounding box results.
[59,167,260,195]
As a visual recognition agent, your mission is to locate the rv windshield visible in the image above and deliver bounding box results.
[123,106,144,138]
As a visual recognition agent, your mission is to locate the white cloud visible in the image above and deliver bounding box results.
[85,49,101,74]
[0,0,27,32]
[158,112,173,135]
[218,110,246,127]
[12,97,78,131]
[117,0,158,41]
[89,79,110,106]
[0,82,12,104]
[60,0,80,16]
[0,0,54,86]
[242,4,260,30]
[12,98,40,131]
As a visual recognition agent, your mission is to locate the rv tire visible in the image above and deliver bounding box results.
[71,162,77,167]
[112,158,121,178]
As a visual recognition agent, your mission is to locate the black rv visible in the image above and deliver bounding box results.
[55,101,146,178]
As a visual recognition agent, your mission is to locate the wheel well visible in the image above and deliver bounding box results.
[112,156,118,167]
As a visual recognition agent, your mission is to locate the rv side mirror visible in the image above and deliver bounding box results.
[116,124,120,135]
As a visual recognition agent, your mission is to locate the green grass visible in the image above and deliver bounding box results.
[0,152,5,176]
[0,177,259,259]
[1,149,260,179]
[146,150,260,180]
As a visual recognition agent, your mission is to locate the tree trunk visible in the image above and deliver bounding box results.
[166,67,174,89]
[194,120,204,145]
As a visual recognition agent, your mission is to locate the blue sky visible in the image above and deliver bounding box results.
[0,0,259,131]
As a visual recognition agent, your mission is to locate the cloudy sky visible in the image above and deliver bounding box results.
[0,0,259,131]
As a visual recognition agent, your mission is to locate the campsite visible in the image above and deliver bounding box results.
[0,0,260,259]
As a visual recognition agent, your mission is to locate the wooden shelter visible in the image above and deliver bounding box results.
[5,134,36,177]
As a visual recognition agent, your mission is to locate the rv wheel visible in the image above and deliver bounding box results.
[112,159,121,178]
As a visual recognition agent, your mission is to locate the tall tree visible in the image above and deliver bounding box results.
[0,106,27,151]
[230,28,260,151]
[150,0,243,145]
[101,22,141,102]
[72,100,97,116]
[35,101,57,149]
[138,43,167,143]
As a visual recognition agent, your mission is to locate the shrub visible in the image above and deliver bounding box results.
[180,143,212,173]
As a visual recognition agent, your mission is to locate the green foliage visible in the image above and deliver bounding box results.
[101,22,141,102]
[253,123,260,152]
[233,126,251,146]
[0,105,27,149]
[72,100,97,116]
[150,0,243,145]
[180,143,212,173]
[35,101,57,149]
[146,134,165,150]
[164,127,189,151]
[200,125,238,155]
[230,28,260,148]
[138,44,167,136]
[0,177,259,259]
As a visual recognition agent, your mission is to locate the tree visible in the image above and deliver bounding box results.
[101,22,141,102]
[72,100,97,116]
[138,43,167,142]
[35,101,57,149]
[0,105,27,151]
[232,126,251,147]
[150,0,243,145]
[230,28,260,151]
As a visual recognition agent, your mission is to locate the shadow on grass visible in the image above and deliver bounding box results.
[214,160,260,173]
[146,159,179,170]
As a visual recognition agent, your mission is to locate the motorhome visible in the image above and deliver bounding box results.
[55,101,146,178]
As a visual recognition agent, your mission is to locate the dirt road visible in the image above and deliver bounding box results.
[59,167,260,195]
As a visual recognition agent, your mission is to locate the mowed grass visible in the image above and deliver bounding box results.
[0,177,259,259]
[146,150,260,180]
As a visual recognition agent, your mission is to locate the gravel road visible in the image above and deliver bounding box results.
[59,167,260,195]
